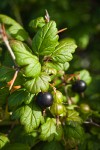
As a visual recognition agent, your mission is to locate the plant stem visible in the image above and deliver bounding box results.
[57,28,67,34]
[9,69,19,90]
[84,119,100,127]
[64,86,72,105]
[0,24,17,65]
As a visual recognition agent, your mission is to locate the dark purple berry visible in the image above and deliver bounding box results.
[36,92,53,108]
[72,80,87,93]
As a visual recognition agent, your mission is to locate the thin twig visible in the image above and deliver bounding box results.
[49,83,56,93]
[9,69,19,90]
[84,119,100,127]
[0,24,20,90]
[0,24,16,64]
[64,86,72,105]
[57,28,67,34]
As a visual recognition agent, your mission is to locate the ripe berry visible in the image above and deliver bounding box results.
[72,80,87,93]
[36,92,53,108]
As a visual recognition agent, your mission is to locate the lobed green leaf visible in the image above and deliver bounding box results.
[9,125,38,147]
[78,69,92,85]
[0,66,14,82]
[10,40,41,78]
[39,118,63,142]
[0,134,9,149]
[52,38,77,63]
[32,21,59,55]
[64,123,85,143]
[66,110,82,124]
[24,72,51,94]
[8,89,34,107]
[0,14,28,41]
[12,103,44,133]
[29,17,46,31]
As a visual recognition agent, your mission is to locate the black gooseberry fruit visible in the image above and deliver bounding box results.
[72,80,87,93]
[36,92,53,108]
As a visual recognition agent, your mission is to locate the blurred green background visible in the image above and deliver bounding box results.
[0,0,100,108]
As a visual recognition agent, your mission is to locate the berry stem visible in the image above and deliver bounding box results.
[49,83,56,93]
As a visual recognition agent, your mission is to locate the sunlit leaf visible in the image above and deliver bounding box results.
[10,40,41,77]
[12,103,44,133]
[39,118,63,141]
[52,38,77,63]
[24,72,51,94]
[0,14,28,41]
[32,21,59,55]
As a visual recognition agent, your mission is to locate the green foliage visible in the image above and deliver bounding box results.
[0,134,9,149]
[32,21,59,55]
[8,88,34,107]
[39,118,63,141]
[0,14,28,41]
[10,40,41,78]
[12,103,44,133]
[24,72,51,94]
[64,123,85,144]
[29,17,46,31]
[3,143,30,150]
[0,66,15,82]
[66,110,82,124]
[0,4,99,149]
[51,38,77,63]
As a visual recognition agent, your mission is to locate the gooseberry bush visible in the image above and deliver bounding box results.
[0,12,98,150]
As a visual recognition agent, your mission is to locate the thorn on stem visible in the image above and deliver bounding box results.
[45,10,50,22]
[57,28,67,34]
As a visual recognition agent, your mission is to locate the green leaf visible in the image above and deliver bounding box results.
[0,66,14,82]
[9,125,38,147]
[29,17,46,31]
[2,51,14,67]
[64,123,85,142]
[76,69,92,85]
[52,38,77,63]
[0,87,9,105]
[66,110,82,124]
[0,14,28,41]
[54,62,70,71]
[42,141,64,150]
[0,134,9,149]
[42,62,57,75]
[12,103,44,132]
[39,118,63,142]
[10,40,41,77]
[8,89,34,107]
[3,143,30,150]
[32,21,59,55]
[24,72,51,94]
